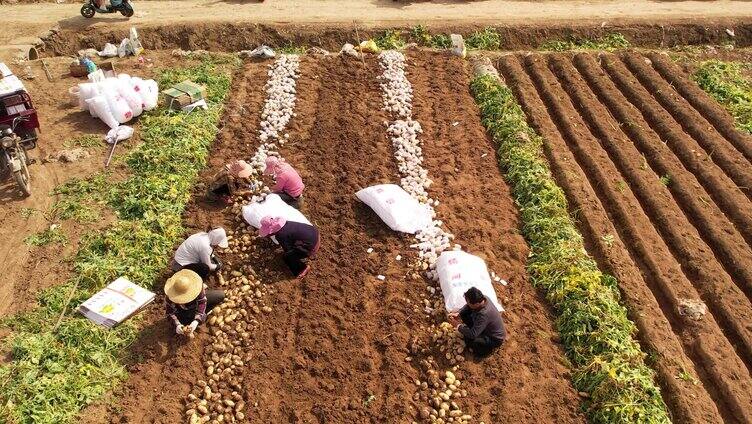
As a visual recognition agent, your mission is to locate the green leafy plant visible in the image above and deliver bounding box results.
[677,368,699,385]
[601,234,615,247]
[375,29,406,50]
[410,25,451,49]
[24,225,68,246]
[659,174,671,186]
[693,60,752,134]
[63,134,102,149]
[466,27,502,50]
[471,74,669,423]
[0,57,236,424]
[539,33,630,52]
[277,43,307,55]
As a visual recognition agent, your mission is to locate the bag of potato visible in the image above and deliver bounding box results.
[436,250,504,313]
[356,184,432,234]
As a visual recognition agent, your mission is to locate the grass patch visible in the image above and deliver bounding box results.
[466,27,502,50]
[692,60,752,134]
[471,74,669,423]
[63,134,102,149]
[24,225,67,246]
[277,43,308,55]
[410,25,452,49]
[539,33,630,52]
[0,56,236,424]
[374,29,407,50]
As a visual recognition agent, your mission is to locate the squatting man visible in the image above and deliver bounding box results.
[448,287,507,357]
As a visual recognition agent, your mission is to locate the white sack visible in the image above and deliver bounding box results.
[241,194,311,229]
[78,83,100,111]
[103,88,133,124]
[105,125,134,144]
[116,80,143,117]
[88,69,105,83]
[86,95,119,130]
[436,250,504,313]
[99,43,118,58]
[142,80,159,111]
[129,77,148,108]
[355,184,432,234]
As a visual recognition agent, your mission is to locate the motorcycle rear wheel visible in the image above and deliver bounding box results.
[121,5,134,17]
[13,149,31,197]
[81,4,96,18]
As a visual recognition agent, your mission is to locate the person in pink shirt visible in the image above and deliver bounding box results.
[264,156,304,209]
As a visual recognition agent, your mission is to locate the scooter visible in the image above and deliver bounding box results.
[80,0,134,18]
[0,116,33,197]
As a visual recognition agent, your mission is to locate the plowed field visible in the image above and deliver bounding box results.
[81,51,585,424]
[497,51,752,424]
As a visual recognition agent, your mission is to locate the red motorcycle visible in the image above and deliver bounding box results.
[0,66,39,197]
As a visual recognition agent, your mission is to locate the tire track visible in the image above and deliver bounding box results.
[646,52,752,164]
[599,53,752,248]
[496,53,722,424]
[620,52,752,200]
[518,52,752,423]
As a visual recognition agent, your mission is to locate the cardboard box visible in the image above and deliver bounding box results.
[161,80,207,110]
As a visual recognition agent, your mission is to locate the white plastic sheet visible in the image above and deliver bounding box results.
[436,250,504,313]
[241,193,311,229]
[356,184,432,234]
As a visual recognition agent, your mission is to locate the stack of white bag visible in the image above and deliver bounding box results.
[75,73,159,129]
[241,193,311,229]
[356,184,433,234]
[436,250,504,313]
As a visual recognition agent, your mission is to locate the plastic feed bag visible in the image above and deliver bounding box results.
[86,95,119,130]
[356,184,432,234]
[436,250,504,313]
[241,193,311,229]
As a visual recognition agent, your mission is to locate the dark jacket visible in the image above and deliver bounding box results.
[458,296,506,343]
[275,221,319,256]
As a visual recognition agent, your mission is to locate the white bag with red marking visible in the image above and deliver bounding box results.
[86,95,119,130]
[355,184,432,234]
[436,250,504,313]
[241,193,311,229]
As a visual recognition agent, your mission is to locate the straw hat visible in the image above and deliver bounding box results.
[165,269,203,304]
[228,160,253,179]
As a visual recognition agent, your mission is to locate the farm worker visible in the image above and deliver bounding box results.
[448,287,506,357]
[165,269,225,336]
[264,156,304,209]
[172,228,229,273]
[208,160,255,204]
[258,216,320,279]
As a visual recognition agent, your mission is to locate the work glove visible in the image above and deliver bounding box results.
[188,320,199,335]
[176,324,185,335]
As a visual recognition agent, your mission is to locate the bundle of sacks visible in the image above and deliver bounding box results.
[74,73,159,129]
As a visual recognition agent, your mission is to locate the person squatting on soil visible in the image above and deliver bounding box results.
[172,228,229,273]
[165,268,225,337]
[258,216,320,279]
[264,156,304,209]
[208,160,255,204]
[449,287,506,357]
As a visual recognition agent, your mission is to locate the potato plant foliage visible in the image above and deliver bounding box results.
[693,60,752,134]
[0,57,235,424]
[470,74,669,423]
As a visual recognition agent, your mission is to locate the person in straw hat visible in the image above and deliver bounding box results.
[165,269,225,336]
[172,227,229,273]
[208,160,255,204]
[264,156,304,209]
[258,216,320,279]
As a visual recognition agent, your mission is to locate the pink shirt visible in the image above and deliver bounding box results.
[273,164,304,197]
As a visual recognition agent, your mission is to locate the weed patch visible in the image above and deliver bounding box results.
[63,134,102,149]
[375,29,407,50]
[0,57,236,424]
[466,27,502,50]
[692,60,752,134]
[471,74,669,423]
[539,33,630,52]
[24,225,68,246]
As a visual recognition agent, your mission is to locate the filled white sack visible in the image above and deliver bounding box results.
[241,193,311,229]
[86,95,119,130]
[356,184,432,234]
[436,250,504,313]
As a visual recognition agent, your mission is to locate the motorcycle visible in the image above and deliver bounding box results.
[1,116,32,197]
[80,0,134,18]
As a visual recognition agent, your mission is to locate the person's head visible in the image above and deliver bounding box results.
[165,269,203,305]
[259,216,286,237]
[228,160,253,179]
[263,156,282,176]
[464,287,486,310]
[207,228,229,249]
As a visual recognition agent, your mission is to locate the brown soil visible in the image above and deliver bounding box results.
[80,51,585,423]
[497,51,752,423]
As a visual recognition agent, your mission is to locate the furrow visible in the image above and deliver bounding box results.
[620,52,752,200]
[496,54,716,424]
[523,53,752,423]
[572,53,752,297]
[646,52,752,163]
[598,53,752,246]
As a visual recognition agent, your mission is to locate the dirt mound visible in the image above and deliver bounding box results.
[497,50,752,423]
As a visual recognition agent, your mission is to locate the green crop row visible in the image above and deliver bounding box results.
[692,60,752,134]
[0,56,236,424]
[470,74,670,423]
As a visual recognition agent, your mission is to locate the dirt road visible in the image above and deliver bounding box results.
[5,0,752,46]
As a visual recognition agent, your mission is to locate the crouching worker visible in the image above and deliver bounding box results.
[165,269,225,337]
[172,228,229,273]
[449,287,506,357]
[259,216,320,279]
[264,156,304,209]
[208,160,255,204]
